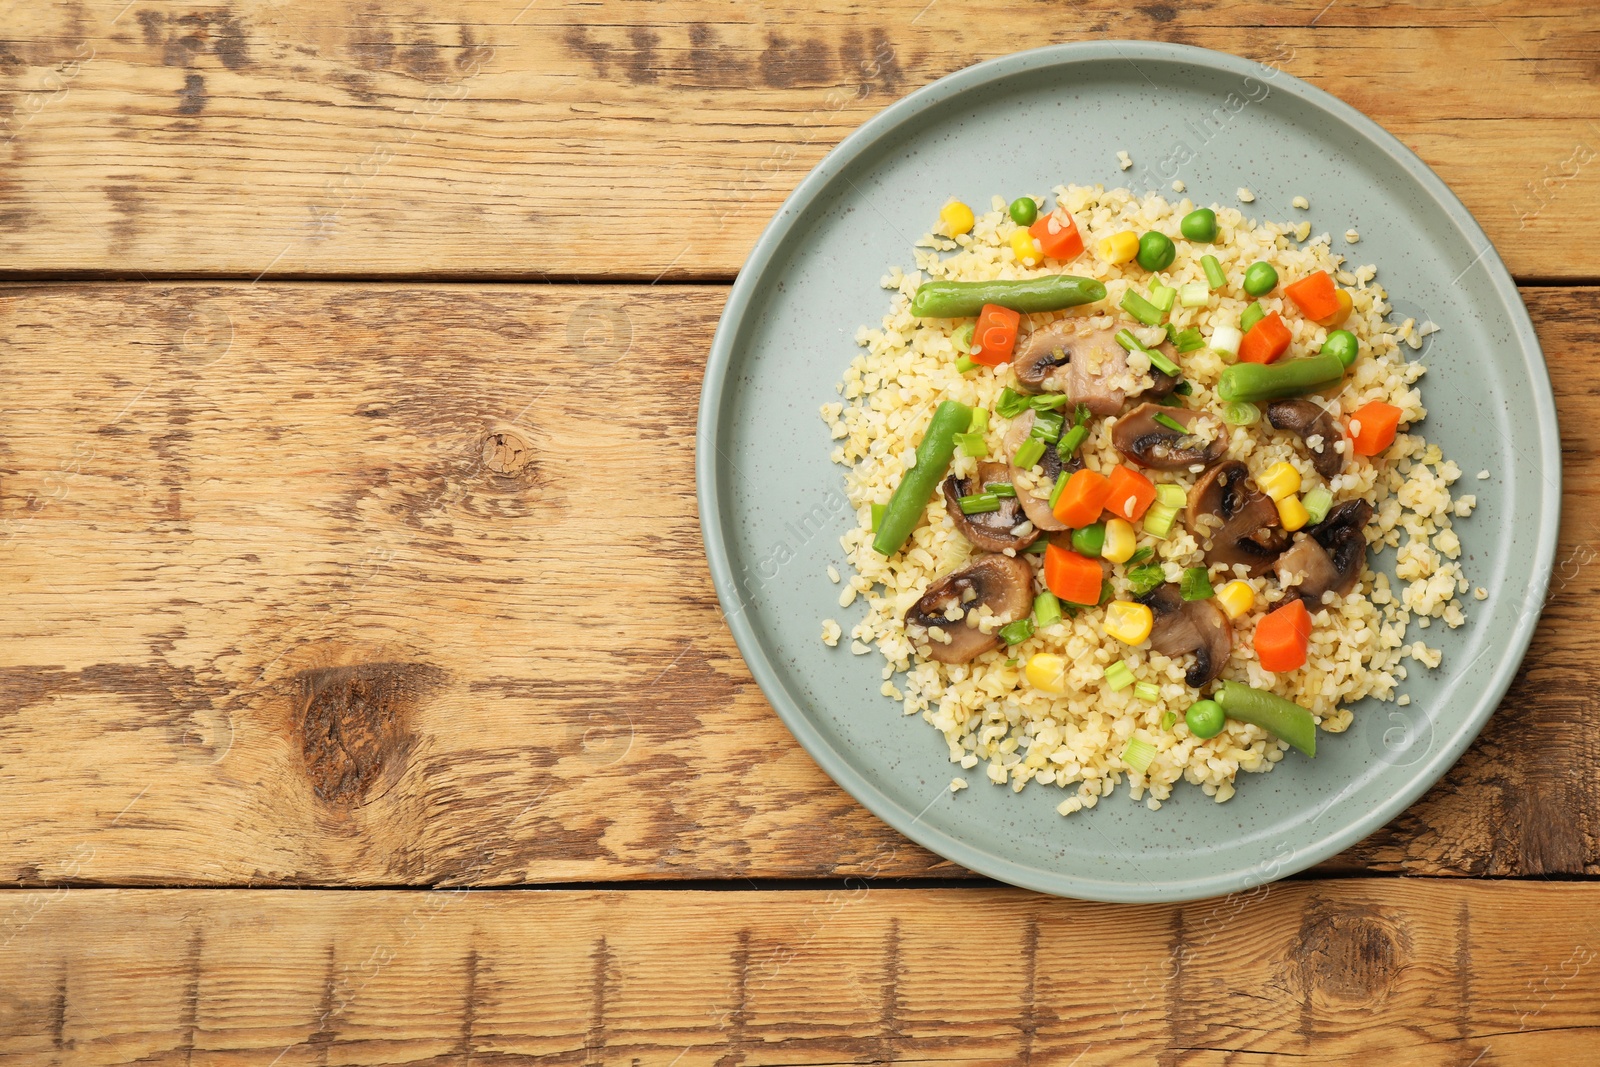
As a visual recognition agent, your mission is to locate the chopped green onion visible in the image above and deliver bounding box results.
[1142,502,1179,539]
[1152,411,1188,434]
[1119,289,1164,327]
[1024,539,1049,555]
[1114,328,1182,377]
[999,618,1035,645]
[1012,437,1046,470]
[985,482,1016,498]
[1179,282,1211,308]
[968,408,990,434]
[1157,393,1185,408]
[1155,483,1186,509]
[1201,254,1227,291]
[954,431,987,457]
[1221,400,1261,426]
[1147,281,1176,313]
[996,388,1030,418]
[1047,470,1070,509]
[1172,327,1206,353]
[1303,486,1334,525]
[952,322,975,351]
[1160,710,1178,731]
[1173,379,1194,395]
[870,503,886,531]
[1058,424,1088,457]
[1103,660,1136,691]
[1180,566,1215,601]
[1122,737,1156,773]
[1030,409,1065,443]
[959,492,1000,515]
[1099,578,1115,606]
[1128,545,1155,564]
[1005,657,1019,667]
[1029,394,1071,410]
[1133,681,1161,703]
[1240,301,1266,333]
[955,355,980,373]
[1126,562,1165,597]
[1034,591,1063,629]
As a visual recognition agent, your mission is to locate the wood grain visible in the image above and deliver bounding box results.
[1,881,1597,1064]
[1,1,1597,280]
[0,282,1593,885]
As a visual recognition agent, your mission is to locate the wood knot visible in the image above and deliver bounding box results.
[290,662,445,807]
[1293,902,1409,1001]
[482,431,533,475]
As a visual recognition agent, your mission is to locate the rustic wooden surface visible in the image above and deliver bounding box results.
[1,1,1598,280]
[4,0,1600,1060]
[5,883,1600,1064]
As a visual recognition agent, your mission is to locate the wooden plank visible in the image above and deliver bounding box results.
[1,881,1598,1064]
[0,283,1593,886]
[1,1,1597,280]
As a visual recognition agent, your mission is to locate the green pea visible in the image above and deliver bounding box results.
[1322,329,1359,368]
[1009,197,1038,226]
[1136,231,1176,271]
[1185,699,1225,739]
[1071,522,1106,557]
[1180,208,1217,242]
[1243,261,1279,297]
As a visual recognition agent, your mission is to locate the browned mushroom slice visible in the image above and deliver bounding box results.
[904,553,1036,664]
[1266,398,1346,479]
[1140,584,1234,688]
[1186,461,1291,578]
[1275,499,1373,610]
[1003,410,1081,533]
[942,460,1040,553]
[1010,321,1077,395]
[1112,402,1227,471]
[1063,328,1138,415]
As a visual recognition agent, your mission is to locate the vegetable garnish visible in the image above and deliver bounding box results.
[1213,680,1317,757]
[1126,562,1165,597]
[1179,566,1215,601]
[999,618,1035,645]
[1201,254,1227,290]
[1012,436,1046,470]
[1043,543,1105,606]
[1122,737,1156,773]
[1103,659,1136,691]
[1127,545,1155,564]
[996,387,1030,418]
[1031,211,1085,260]
[1218,351,1346,403]
[910,274,1106,317]
[1284,270,1342,321]
[958,492,1000,514]
[1030,409,1066,443]
[1033,591,1063,629]
[871,399,971,555]
[954,431,987,457]
[1119,288,1165,327]
[985,481,1017,498]
[1113,328,1181,377]
[1133,681,1161,703]
[1057,403,1092,458]
[1237,311,1293,365]
[1051,468,1113,528]
[1239,300,1266,334]
[1178,283,1210,309]
[1254,598,1312,673]
[1028,393,1073,410]
[1221,400,1261,426]
[870,503,886,531]
[970,303,1021,366]
[1302,486,1334,525]
[1070,521,1106,558]
[1147,280,1177,313]
[1152,411,1188,434]
[1348,400,1402,456]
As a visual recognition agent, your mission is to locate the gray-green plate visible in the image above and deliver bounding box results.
[696,41,1558,902]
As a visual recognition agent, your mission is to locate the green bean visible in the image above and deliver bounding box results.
[872,400,971,555]
[910,275,1107,317]
[1216,353,1346,404]
[1180,208,1218,242]
[1213,680,1317,756]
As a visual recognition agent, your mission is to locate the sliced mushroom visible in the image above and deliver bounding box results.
[1140,583,1234,688]
[1003,410,1081,533]
[1266,399,1346,479]
[1274,499,1372,610]
[1186,460,1291,577]
[904,553,1035,664]
[1111,402,1227,471]
[1013,321,1176,414]
[1011,321,1077,395]
[942,460,1039,553]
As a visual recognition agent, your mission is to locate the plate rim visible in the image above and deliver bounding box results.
[696,39,1560,901]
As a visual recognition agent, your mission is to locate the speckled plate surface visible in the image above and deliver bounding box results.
[696,41,1558,902]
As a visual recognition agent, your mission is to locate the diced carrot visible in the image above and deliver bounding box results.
[1030,210,1084,261]
[1051,468,1112,528]
[1237,311,1292,364]
[1104,464,1157,522]
[1255,598,1312,672]
[1284,271,1342,321]
[1043,543,1104,606]
[1348,400,1402,456]
[970,303,1021,366]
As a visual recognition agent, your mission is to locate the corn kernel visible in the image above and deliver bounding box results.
[1025,653,1070,695]
[1104,600,1154,645]
[1010,228,1043,265]
[1096,230,1140,265]
[1276,493,1310,532]
[939,200,975,236]
[1316,287,1353,328]
[1216,579,1255,619]
[1259,461,1302,502]
[1100,517,1137,563]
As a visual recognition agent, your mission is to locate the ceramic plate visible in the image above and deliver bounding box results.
[697,41,1558,901]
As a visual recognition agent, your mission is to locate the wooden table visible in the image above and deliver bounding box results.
[2,2,1596,1062]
